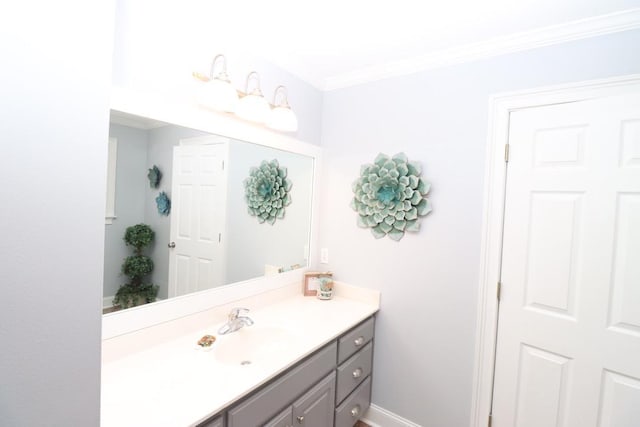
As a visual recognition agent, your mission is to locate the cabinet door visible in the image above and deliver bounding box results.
[228,343,337,427]
[264,407,293,427]
[292,372,336,427]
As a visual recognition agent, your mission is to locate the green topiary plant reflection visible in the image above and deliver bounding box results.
[244,159,292,225]
[113,223,158,309]
[351,152,432,241]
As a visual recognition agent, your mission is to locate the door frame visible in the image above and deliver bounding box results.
[469,73,640,427]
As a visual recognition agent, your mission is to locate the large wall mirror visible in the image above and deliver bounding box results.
[103,89,320,338]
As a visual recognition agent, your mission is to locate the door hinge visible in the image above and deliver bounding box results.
[497,281,502,301]
[488,413,493,427]
[504,144,510,162]
[218,233,221,243]
[222,160,225,170]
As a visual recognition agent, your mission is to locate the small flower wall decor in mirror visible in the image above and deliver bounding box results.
[351,152,432,241]
[155,191,171,216]
[147,165,162,189]
[244,159,292,225]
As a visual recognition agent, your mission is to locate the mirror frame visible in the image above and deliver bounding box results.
[102,87,322,339]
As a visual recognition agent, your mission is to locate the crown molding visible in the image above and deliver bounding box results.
[322,8,640,91]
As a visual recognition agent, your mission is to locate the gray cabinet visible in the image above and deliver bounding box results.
[204,316,375,427]
[227,343,336,427]
[336,342,373,403]
[292,372,336,427]
[335,317,375,427]
[338,317,374,364]
[335,377,371,427]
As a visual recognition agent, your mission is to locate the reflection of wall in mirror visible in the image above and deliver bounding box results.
[226,141,313,284]
[104,123,313,303]
[104,124,148,301]
[104,123,209,301]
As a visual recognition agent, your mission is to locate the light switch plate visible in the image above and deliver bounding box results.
[320,248,329,264]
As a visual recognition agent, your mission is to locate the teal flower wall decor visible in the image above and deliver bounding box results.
[147,165,162,189]
[244,159,292,225]
[155,191,171,216]
[351,152,432,241]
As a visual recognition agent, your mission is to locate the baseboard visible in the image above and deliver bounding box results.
[362,404,422,427]
[103,295,114,308]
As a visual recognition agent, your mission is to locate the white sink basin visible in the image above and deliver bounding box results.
[213,326,301,366]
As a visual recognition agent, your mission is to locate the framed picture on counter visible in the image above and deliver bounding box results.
[303,271,333,296]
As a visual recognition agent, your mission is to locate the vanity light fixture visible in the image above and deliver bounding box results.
[266,85,298,132]
[198,54,239,113]
[193,57,298,133]
[236,71,271,124]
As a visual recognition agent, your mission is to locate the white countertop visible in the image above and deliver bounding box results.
[101,283,380,427]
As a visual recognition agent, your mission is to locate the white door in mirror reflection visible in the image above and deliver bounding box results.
[168,142,228,297]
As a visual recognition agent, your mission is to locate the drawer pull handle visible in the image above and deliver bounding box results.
[297,415,304,424]
[352,367,363,379]
[351,404,361,417]
[354,336,365,346]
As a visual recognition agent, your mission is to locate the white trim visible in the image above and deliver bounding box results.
[323,8,640,90]
[469,73,640,427]
[105,137,117,224]
[362,404,422,427]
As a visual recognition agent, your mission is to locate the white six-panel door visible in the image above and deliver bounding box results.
[168,143,228,298]
[492,94,640,426]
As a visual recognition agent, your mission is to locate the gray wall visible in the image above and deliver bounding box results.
[318,29,640,426]
[104,124,148,299]
[0,0,114,425]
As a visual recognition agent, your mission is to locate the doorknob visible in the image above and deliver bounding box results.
[296,416,304,423]
[168,242,176,248]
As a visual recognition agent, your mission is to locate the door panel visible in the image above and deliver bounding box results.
[493,93,640,427]
[513,345,571,427]
[168,142,227,297]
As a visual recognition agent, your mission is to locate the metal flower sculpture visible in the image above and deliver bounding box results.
[147,165,162,189]
[351,152,432,241]
[155,191,171,216]
[244,159,292,225]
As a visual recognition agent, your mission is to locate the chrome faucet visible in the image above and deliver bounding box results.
[218,307,254,335]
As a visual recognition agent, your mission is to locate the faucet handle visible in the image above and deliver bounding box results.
[229,307,249,320]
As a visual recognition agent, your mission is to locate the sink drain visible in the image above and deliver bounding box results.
[240,360,252,366]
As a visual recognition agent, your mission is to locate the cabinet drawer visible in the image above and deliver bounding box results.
[227,342,337,427]
[338,317,374,364]
[336,342,373,404]
[334,377,371,427]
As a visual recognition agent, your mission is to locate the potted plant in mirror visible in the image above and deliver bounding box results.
[113,224,158,309]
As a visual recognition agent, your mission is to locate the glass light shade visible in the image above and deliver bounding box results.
[236,93,271,123]
[267,106,298,132]
[199,78,239,113]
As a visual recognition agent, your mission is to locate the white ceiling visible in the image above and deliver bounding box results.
[127,0,640,90]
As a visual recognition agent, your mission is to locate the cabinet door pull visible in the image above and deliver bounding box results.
[351,404,361,417]
[352,367,363,379]
[354,336,365,346]
[296,415,304,424]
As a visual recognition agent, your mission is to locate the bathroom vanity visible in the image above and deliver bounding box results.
[101,282,379,427]
[100,89,376,426]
